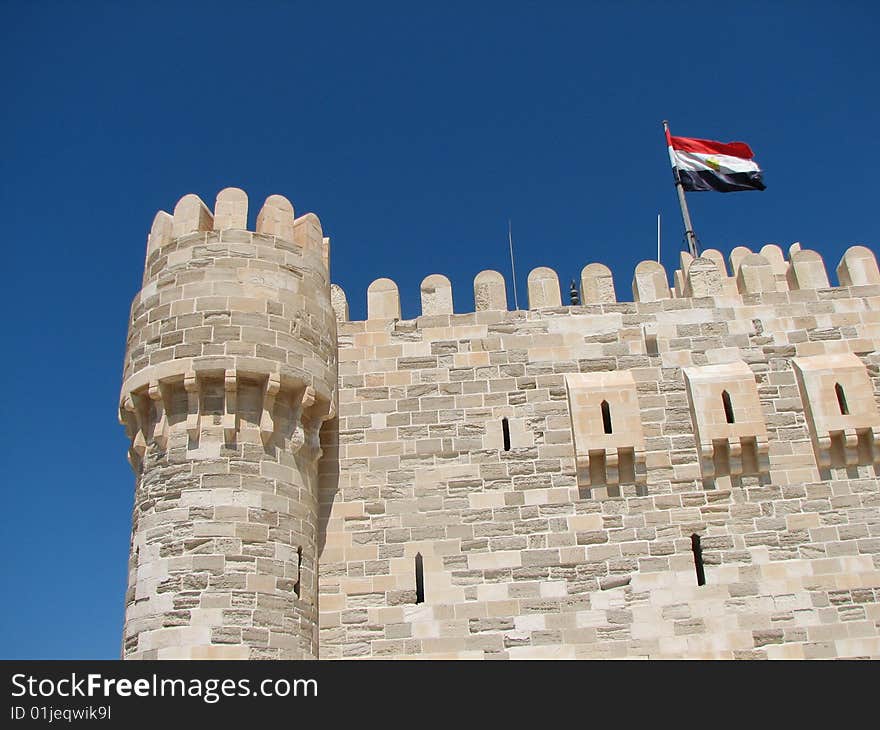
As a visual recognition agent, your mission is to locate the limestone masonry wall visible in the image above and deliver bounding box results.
[321,243,880,658]
[121,188,880,659]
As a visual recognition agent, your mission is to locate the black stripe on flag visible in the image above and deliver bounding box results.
[679,169,766,193]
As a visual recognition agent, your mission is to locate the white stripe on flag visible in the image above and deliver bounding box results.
[670,148,760,174]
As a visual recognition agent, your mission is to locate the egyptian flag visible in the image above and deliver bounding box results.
[667,130,766,192]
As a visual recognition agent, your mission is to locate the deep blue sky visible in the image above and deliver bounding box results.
[1,1,877,658]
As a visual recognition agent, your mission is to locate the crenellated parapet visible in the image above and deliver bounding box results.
[330,243,879,323]
[144,189,328,283]
[123,188,336,437]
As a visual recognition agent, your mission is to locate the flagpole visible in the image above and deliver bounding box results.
[663,120,700,259]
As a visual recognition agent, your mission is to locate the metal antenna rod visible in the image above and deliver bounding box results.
[657,212,661,263]
[508,219,519,310]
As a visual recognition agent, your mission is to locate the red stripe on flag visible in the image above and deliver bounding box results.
[669,135,755,159]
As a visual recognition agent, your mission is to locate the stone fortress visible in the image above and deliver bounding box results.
[119,187,880,659]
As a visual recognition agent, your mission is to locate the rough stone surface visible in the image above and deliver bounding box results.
[121,194,880,660]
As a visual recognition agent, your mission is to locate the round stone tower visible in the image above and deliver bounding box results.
[118,188,336,659]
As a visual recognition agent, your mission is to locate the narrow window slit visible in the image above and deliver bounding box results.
[293,546,302,598]
[691,534,706,586]
[415,552,425,604]
[835,382,849,415]
[601,400,613,434]
[722,390,735,424]
[502,417,511,451]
